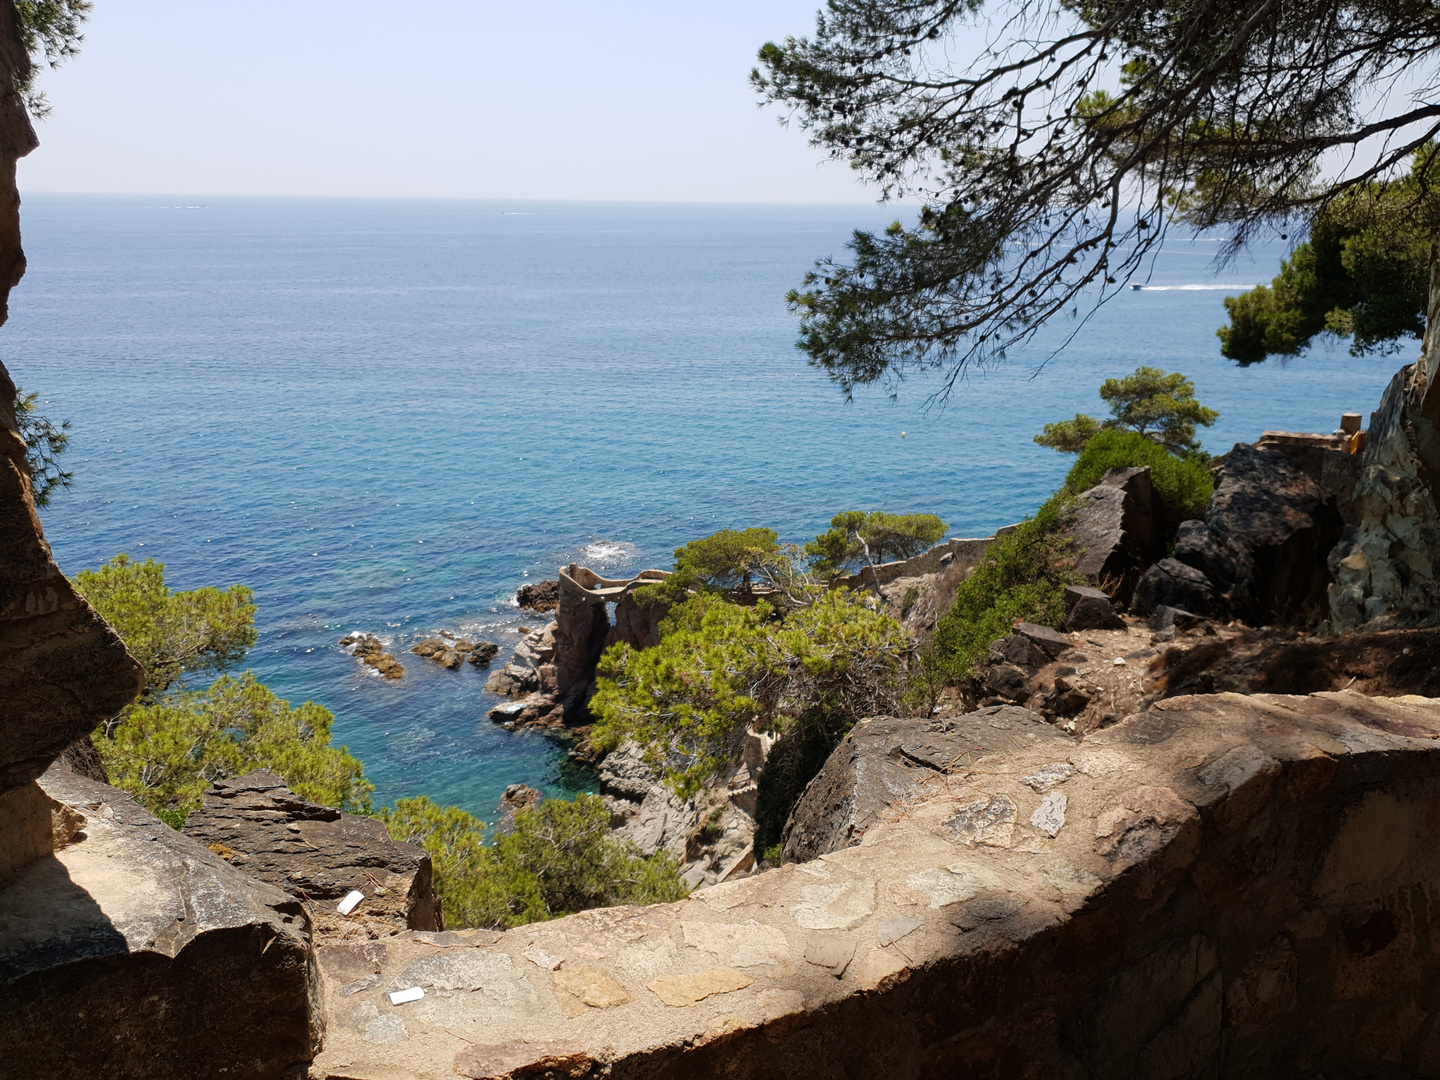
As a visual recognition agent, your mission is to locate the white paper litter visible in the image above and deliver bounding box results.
[336,889,365,915]
[387,986,424,1005]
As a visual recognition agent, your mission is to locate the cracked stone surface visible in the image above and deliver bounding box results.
[309,691,1440,1080]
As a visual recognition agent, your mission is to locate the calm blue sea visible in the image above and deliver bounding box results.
[8,195,1403,820]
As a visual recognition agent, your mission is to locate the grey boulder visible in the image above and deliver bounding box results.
[781,708,1071,863]
[1063,584,1126,631]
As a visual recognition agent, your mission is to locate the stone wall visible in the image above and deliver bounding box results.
[829,534,1000,593]
[309,691,1440,1079]
[1,765,323,1079]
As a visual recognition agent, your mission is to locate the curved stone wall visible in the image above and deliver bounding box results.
[312,690,1440,1079]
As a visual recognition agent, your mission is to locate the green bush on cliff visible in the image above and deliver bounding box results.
[75,555,370,824]
[633,527,788,606]
[1063,430,1214,525]
[101,673,371,822]
[380,794,686,929]
[1034,366,1218,457]
[929,497,1085,683]
[805,510,947,579]
[591,589,910,799]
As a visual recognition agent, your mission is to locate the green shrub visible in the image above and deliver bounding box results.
[929,497,1085,682]
[77,555,370,822]
[805,510,947,578]
[100,672,372,820]
[633,527,785,606]
[1064,429,1214,526]
[592,589,910,799]
[380,793,687,930]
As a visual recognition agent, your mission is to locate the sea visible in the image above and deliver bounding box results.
[7,194,1405,821]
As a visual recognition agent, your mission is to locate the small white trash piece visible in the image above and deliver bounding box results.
[388,986,424,1005]
[336,889,365,915]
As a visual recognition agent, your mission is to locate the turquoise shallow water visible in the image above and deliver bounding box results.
[9,194,1403,820]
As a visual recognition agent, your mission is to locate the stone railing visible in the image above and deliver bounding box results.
[310,690,1440,1079]
[828,535,1004,593]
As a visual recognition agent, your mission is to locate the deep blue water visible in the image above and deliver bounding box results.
[8,195,1404,820]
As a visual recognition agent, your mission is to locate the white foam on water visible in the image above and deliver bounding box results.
[580,539,640,564]
[1132,283,1260,291]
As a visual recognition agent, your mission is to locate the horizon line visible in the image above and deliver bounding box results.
[16,189,913,210]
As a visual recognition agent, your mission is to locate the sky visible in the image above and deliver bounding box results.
[17,1,882,204]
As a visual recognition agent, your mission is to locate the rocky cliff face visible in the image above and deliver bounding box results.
[1329,238,1440,630]
[0,0,139,803]
[2,765,322,1079]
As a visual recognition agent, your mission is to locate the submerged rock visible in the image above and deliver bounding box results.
[467,641,500,667]
[340,633,405,680]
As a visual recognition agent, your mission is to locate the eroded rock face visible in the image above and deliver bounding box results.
[1,765,322,1079]
[599,741,700,864]
[782,708,1072,863]
[183,769,441,932]
[1205,443,1344,623]
[1068,466,1164,604]
[1,366,143,791]
[1329,290,1440,628]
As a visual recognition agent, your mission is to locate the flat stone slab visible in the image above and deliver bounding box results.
[782,707,1072,863]
[1,766,320,1079]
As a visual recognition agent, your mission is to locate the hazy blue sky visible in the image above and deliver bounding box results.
[17,1,881,203]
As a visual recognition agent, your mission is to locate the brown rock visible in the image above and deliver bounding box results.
[1133,558,1219,618]
[410,636,445,657]
[467,640,500,667]
[552,965,630,1008]
[1328,350,1440,628]
[1094,785,1201,874]
[486,661,539,697]
[1013,620,1073,659]
[1207,443,1344,624]
[515,578,560,613]
[646,968,752,1006]
[183,769,441,931]
[782,708,1070,863]
[341,633,404,680]
[500,782,541,815]
[1067,466,1165,604]
[1064,584,1126,631]
[2,766,321,1079]
[983,661,1031,700]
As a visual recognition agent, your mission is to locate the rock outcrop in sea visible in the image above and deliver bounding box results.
[339,632,405,679]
